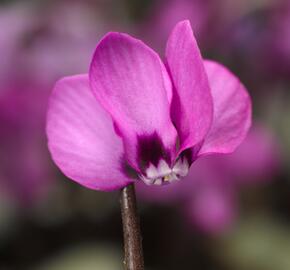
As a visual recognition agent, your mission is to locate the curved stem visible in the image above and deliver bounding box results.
[120,183,144,270]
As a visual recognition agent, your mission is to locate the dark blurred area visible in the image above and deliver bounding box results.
[0,0,289,269]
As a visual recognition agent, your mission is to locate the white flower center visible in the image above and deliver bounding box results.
[140,158,189,185]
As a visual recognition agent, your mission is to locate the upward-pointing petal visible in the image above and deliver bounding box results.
[46,74,133,191]
[166,20,213,153]
[89,32,177,172]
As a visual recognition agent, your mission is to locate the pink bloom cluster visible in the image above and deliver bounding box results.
[47,21,251,191]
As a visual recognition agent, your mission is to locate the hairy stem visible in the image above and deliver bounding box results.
[120,183,144,270]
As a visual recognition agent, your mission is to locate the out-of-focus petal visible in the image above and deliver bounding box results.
[46,74,133,191]
[166,20,213,153]
[89,32,177,171]
[0,83,54,206]
[187,185,236,233]
[199,60,251,156]
[219,124,281,183]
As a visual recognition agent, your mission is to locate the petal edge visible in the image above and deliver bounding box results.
[199,60,252,156]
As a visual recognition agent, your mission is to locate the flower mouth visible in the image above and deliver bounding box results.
[139,158,189,186]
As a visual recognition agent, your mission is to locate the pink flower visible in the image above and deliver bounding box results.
[46,21,251,191]
[136,125,280,233]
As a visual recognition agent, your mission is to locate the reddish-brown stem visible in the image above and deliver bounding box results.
[120,183,144,270]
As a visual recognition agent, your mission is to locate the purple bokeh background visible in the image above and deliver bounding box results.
[0,0,289,269]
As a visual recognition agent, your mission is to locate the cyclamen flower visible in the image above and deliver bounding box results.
[47,21,251,191]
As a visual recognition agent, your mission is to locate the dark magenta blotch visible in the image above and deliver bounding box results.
[137,132,171,172]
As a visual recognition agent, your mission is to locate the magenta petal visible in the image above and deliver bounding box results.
[46,75,133,191]
[89,32,177,170]
[166,20,213,153]
[199,60,252,156]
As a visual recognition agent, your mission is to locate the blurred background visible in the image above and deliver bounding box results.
[0,0,289,269]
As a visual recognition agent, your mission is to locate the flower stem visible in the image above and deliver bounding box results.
[120,183,144,270]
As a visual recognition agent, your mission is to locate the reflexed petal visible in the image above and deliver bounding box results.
[89,32,177,171]
[166,20,213,153]
[46,74,133,191]
[199,60,252,155]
